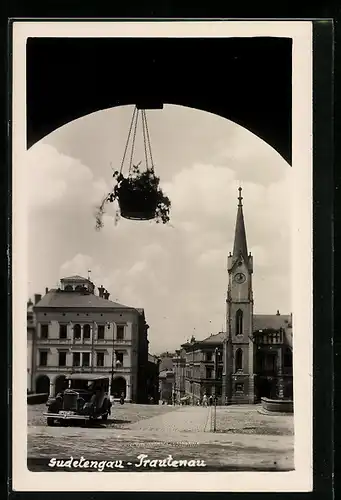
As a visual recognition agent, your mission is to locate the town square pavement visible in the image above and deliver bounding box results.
[27,404,294,471]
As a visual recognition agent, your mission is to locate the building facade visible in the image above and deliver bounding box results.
[159,369,175,404]
[172,349,186,403]
[27,297,37,392]
[179,336,224,405]
[173,188,293,405]
[146,354,160,404]
[31,275,150,403]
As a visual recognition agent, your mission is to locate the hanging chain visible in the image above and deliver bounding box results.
[143,110,155,170]
[119,106,137,174]
[128,108,140,174]
[118,106,154,176]
[142,110,149,171]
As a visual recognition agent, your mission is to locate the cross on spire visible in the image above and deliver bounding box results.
[238,186,243,207]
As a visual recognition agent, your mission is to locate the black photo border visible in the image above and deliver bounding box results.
[4,15,335,500]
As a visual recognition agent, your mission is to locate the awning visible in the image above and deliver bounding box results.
[67,373,109,381]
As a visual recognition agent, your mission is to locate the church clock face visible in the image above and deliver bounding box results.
[234,272,246,284]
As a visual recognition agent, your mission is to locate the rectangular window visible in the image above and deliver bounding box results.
[83,325,91,340]
[39,351,48,366]
[115,351,124,365]
[235,383,244,393]
[116,325,125,340]
[206,368,213,379]
[59,324,67,339]
[205,352,212,362]
[97,325,105,340]
[41,324,49,339]
[96,352,104,367]
[73,352,80,367]
[82,353,90,367]
[58,351,67,366]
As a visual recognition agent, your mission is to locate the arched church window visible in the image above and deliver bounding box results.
[236,309,243,336]
[236,349,243,371]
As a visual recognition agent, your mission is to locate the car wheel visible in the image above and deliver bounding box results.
[47,418,55,426]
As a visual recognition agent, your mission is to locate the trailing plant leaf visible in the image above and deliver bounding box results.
[95,205,105,231]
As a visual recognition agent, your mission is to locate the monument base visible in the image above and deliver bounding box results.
[260,397,293,414]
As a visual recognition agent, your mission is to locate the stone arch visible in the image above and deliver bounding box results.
[75,285,83,291]
[36,374,50,394]
[235,348,243,371]
[54,375,67,395]
[64,285,73,291]
[235,309,243,336]
[27,37,292,164]
[111,376,127,398]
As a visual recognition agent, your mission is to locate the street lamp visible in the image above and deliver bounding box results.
[110,357,122,400]
[212,347,219,432]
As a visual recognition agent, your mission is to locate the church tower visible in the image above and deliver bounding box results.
[222,187,255,404]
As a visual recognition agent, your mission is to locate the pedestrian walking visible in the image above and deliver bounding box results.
[209,395,213,406]
[202,394,208,407]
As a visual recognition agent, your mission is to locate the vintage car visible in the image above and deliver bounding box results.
[44,374,112,426]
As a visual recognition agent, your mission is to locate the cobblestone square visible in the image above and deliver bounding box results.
[28,403,294,471]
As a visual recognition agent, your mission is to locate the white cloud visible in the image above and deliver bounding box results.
[59,254,105,288]
[27,143,109,213]
[127,261,148,276]
[197,248,226,268]
[27,105,293,354]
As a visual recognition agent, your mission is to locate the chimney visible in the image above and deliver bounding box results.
[98,285,105,298]
[34,294,42,305]
[103,290,110,300]
[276,310,280,316]
[45,287,49,294]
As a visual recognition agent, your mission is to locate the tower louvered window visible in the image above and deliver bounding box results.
[236,309,243,336]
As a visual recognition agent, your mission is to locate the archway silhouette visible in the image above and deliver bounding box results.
[111,377,127,398]
[36,374,50,394]
[27,37,292,164]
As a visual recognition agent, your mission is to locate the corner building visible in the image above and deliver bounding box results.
[32,275,150,403]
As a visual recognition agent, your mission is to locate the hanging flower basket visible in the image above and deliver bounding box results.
[108,164,170,222]
[95,107,171,230]
[114,168,159,220]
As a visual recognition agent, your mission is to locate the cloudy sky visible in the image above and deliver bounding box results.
[26,105,292,354]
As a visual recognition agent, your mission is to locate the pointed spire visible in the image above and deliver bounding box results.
[232,186,248,262]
